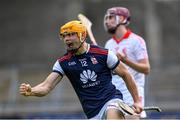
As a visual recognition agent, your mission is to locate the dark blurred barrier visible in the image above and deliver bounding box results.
[0,115,23,119]
[25,111,180,119]
[2,111,180,119]
[147,111,180,119]
[27,112,86,119]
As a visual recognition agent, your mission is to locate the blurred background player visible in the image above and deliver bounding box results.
[104,7,150,118]
[19,20,142,119]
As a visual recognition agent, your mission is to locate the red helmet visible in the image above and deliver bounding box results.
[106,7,130,21]
[104,7,131,34]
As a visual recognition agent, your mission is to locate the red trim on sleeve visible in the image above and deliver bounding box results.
[89,48,108,55]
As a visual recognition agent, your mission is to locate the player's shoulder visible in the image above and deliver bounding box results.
[130,32,146,45]
[57,52,73,62]
[89,44,108,55]
[105,38,114,45]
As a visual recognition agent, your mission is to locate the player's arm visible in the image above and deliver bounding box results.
[117,53,150,75]
[113,63,142,113]
[19,72,62,97]
[107,50,142,113]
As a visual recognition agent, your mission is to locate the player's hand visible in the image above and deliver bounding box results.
[116,51,127,63]
[19,83,32,96]
[133,102,143,114]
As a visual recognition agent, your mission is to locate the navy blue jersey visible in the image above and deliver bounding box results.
[53,44,123,118]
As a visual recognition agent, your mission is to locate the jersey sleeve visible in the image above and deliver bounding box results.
[107,50,120,70]
[134,38,149,60]
[52,60,65,76]
[105,40,111,49]
[105,42,108,49]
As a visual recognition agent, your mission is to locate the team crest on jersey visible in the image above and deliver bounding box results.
[80,70,97,84]
[90,57,98,64]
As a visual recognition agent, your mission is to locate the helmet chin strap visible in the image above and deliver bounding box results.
[107,23,121,34]
[107,16,128,34]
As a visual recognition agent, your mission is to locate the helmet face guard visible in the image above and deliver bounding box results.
[104,7,130,33]
[59,20,87,53]
[104,13,120,34]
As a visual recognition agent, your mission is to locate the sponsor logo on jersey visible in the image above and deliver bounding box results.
[80,70,97,83]
[80,69,100,88]
[82,81,100,88]
[68,61,76,66]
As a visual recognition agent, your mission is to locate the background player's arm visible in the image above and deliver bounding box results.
[114,63,142,113]
[116,53,150,74]
[19,72,62,97]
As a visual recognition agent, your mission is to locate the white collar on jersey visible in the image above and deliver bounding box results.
[86,43,90,54]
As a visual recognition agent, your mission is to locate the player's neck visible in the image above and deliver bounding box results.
[115,26,128,39]
[75,42,89,55]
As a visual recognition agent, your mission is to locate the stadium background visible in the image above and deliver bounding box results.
[0,0,180,119]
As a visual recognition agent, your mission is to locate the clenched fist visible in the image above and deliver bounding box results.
[19,83,32,96]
